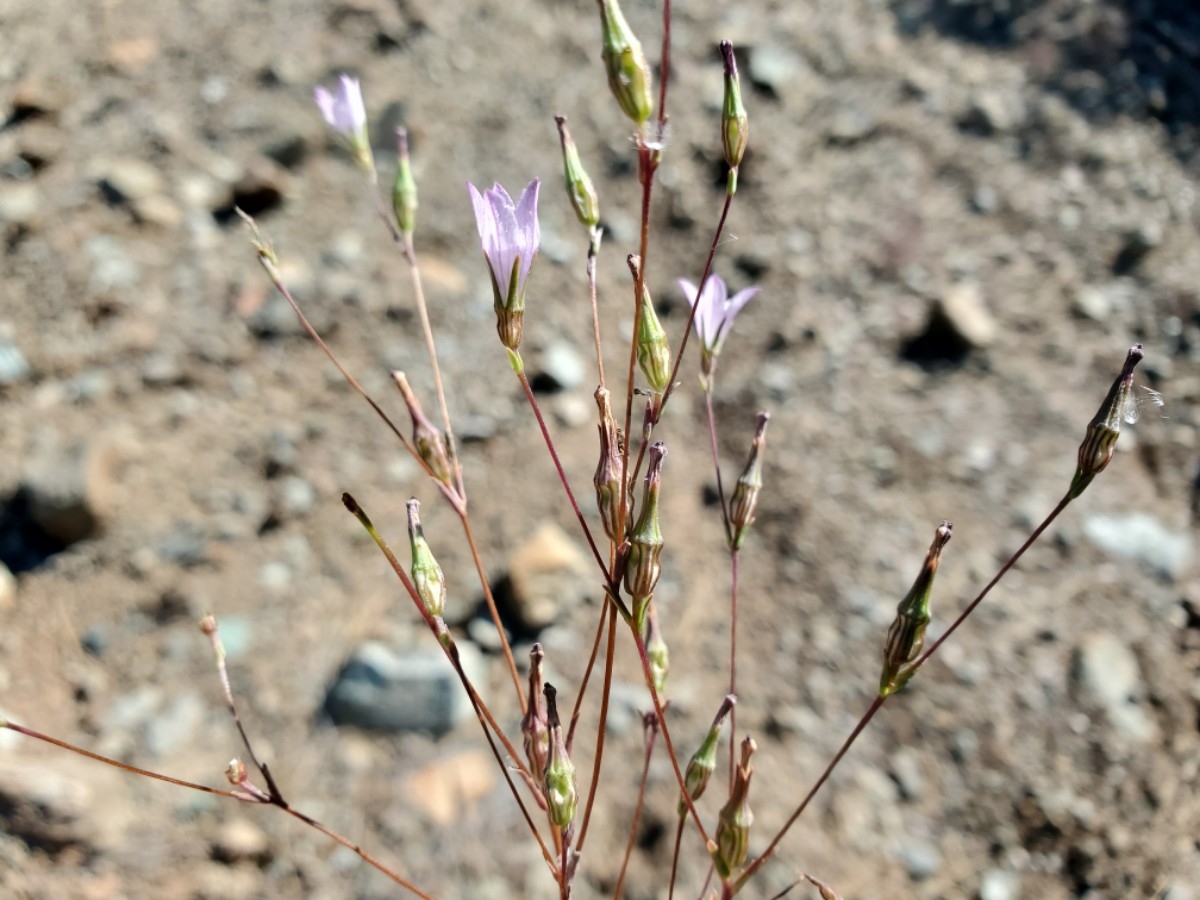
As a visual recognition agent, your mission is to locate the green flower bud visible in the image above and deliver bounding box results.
[711,736,756,881]
[406,499,446,619]
[622,442,666,629]
[629,255,671,398]
[1069,344,1154,499]
[392,371,454,486]
[555,116,600,230]
[679,694,735,816]
[720,41,748,189]
[598,0,654,126]
[879,522,952,697]
[729,412,769,550]
[542,684,577,829]
[645,603,669,693]
[392,128,418,237]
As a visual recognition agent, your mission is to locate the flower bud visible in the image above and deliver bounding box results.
[720,41,748,190]
[392,371,454,486]
[542,684,578,829]
[406,499,446,619]
[880,522,952,697]
[598,0,654,126]
[622,442,666,629]
[555,116,600,230]
[711,735,756,880]
[729,412,769,550]
[522,643,549,783]
[645,602,670,693]
[593,387,631,541]
[225,758,247,786]
[629,255,671,399]
[1069,344,1148,499]
[804,874,845,900]
[678,694,735,816]
[392,128,418,237]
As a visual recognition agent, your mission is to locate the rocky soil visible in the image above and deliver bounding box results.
[1,0,1198,898]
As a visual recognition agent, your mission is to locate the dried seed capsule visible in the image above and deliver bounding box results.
[729,412,769,550]
[711,736,756,881]
[521,643,549,782]
[623,442,667,629]
[879,521,952,697]
[392,127,418,237]
[392,371,454,486]
[406,499,446,620]
[679,694,736,816]
[1069,344,1154,499]
[542,684,577,829]
[555,116,600,230]
[598,0,653,126]
[593,387,630,541]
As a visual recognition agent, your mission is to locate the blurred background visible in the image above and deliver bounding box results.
[1,0,1198,897]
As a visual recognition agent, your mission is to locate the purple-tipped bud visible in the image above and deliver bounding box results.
[542,684,578,829]
[729,412,770,550]
[720,41,748,192]
[679,694,736,816]
[629,255,671,400]
[314,74,373,172]
[645,602,670,693]
[593,387,631,541]
[804,874,845,900]
[393,371,454,486]
[1069,344,1151,499]
[598,0,654,126]
[406,499,446,620]
[711,735,756,880]
[622,442,667,629]
[880,521,952,697]
[678,275,759,387]
[392,128,418,236]
[555,116,600,230]
[521,644,549,783]
[468,179,540,352]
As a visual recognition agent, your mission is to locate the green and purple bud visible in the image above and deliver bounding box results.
[729,412,769,550]
[392,371,454,486]
[598,0,653,126]
[879,521,952,697]
[392,127,418,237]
[622,442,667,629]
[542,683,578,830]
[468,179,541,352]
[720,41,748,193]
[711,735,756,881]
[406,499,446,620]
[314,74,373,173]
[1069,344,1156,499]
[645,602,670,693]
[679,694,736,816]
[593,387,630,542]
[521,643,549,783]
[629,255,671,401]
[555,116,600,230]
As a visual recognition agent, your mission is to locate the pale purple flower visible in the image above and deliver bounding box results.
[314,74,367,137]
[468,179,541,312]
[678,274,759,356]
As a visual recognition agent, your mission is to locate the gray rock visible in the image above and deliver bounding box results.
[0,182,41,226]
[1114,221,1164,273]
[1082,513,1192,581]
[324,640,484,735]
[1072,632,1157,743]
[535,341,587,392]
[889,746,925,801]
[97,159,164,204]
[898,838,941,881]
[0,760,113,852]
[277,475,317,519]
[0,336,31,387]
[963,89,1026,134]
[22,438,119,544]
[971,185,999,215]
[141,352,186,388]
[502,523,592,632]
[156,522,209,567]
[828,107,876,145]
[979,868,1020,900]
[212,819,272,864]
[747,44,806,95]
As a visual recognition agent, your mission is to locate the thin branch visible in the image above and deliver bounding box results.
[613,712,660,898]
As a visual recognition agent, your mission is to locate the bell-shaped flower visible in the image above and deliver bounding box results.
[678,274,758,384]
[469,179,540,351]
[314,75,372,171]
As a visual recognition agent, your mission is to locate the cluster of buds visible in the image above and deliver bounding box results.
[592,387,630,541]
[879,521,952,697]
[729,412,770,550]
[542,684,578,830]
[679,695,736,817]
[620,442,667,629]
[392,371,454,486]
[711,735,756,880]
[406,499,447,620]
[597,0,653,126]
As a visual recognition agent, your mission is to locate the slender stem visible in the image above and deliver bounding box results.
[515,369,617,594]
[704,388,733,543]
[657,0,672,131]
[3,721,433,899]
[588,227,606,388]
[728,548,739,791]
[613,713,660,899]
[738,493,1076,887]
[668,816,686,900]
[658,192,734,419]
[568,599,609,751]
[576,606,618,851]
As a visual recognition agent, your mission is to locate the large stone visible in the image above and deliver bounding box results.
[1083,513,1192,582]
[1071,632,1157,744]
[22,438,120,544]
[502,522,592,633]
